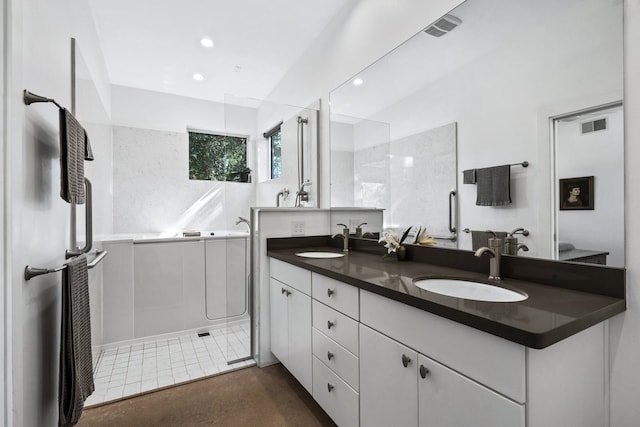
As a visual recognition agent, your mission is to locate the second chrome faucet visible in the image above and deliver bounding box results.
[332,223,349,252]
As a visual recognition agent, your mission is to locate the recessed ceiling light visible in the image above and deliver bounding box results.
[200,38,214,48]
[353,78,364,86]
[193,73,204,81]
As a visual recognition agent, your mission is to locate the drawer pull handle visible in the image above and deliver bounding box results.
[327,320,335,330]
[327,288,335,297]
[327,351,334,360]
[419,365,430,379]
[327,383,335,392]
[402,354,411,368]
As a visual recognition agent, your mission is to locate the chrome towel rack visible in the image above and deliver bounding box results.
[24,250,108,281]
[462,228,530,236]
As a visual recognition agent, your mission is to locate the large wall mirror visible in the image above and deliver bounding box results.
[329,0,623,267]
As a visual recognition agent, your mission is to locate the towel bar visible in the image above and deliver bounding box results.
[24,249,108,281]
[23,89,64,109]
[463,228,529,236]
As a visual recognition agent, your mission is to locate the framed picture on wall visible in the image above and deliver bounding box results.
[559,176,594,210]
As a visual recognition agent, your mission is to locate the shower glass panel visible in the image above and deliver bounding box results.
[224,94,319,207]
[330,113,391,224]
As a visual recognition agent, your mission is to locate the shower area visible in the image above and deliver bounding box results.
[87,230,253,406]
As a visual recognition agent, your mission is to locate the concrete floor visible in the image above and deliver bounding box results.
[77,363,337,426]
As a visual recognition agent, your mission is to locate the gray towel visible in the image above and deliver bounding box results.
[59,254,94,427]
[59,108,86,204]
[475,165,511,206]
[471,230,507,251]
[462,169,476,184]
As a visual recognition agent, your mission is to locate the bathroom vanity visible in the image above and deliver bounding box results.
[267,236,625,427]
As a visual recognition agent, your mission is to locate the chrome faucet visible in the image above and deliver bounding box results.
[474,230,503,280]
[295,181,311,207]
[276,188,289,207]
[235,216,250,232]
[331,223,349,252]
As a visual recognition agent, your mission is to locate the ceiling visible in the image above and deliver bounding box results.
[88,0,350,103]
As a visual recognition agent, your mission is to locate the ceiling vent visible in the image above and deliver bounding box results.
[581,117,607,134]
[424,14,462,37]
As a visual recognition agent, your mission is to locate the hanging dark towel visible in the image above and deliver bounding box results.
[471,230,507,250]
[59,254,94,427]
[462,169,476,184]
[475,165,511,206]
[59,108,86,204]
[84,129,94,161]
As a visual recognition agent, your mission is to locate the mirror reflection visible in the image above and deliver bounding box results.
[329,0,623,266]
[225,94,319,207]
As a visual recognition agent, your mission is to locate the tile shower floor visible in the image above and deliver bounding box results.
[86,321,254,406]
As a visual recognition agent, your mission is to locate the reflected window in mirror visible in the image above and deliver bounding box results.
[188,130,250,182]
[266,126,282,179]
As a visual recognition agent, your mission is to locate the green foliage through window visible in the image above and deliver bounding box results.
[189,131,249,182]
[270,130,282,179]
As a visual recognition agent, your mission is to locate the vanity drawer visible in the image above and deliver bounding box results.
[312,273,359,319]
[312,327,359,391]
[313,300,359,356]
[312,356,359,427]
[270,258,311,295]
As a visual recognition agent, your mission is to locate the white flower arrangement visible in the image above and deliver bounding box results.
[412,226,436,246]
[379,226,436,254]
[379,227,411,254]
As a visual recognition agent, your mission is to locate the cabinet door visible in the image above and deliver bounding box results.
[287,287,312,393]
[269,279,289,364]
[360,324,418,427]
[418,354,525,427]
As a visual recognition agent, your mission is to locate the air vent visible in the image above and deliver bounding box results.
[424,14,462,37]
[581,117,607,134]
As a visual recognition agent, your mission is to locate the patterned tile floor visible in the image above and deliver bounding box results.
[86,321,253,406]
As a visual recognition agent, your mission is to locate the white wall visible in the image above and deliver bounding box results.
[4,0,111,425]
[110,85,257,233]
[266,0,640,425]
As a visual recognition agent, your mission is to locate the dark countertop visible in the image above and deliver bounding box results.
[267,237,626,349]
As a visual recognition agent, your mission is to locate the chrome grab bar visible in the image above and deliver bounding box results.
[431,189,458,241]
[67,177,93,258]
[448,189,456,234]
[24,249,108,281]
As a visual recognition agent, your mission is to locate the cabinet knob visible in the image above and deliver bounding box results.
[281,288,286,294]
[327,320,335,330]
[327,288,335,297]
[327,351,334,360]
[285,290,291,296]
[419,365,430,379]
[327,383,335,392]
[401,354,411,368]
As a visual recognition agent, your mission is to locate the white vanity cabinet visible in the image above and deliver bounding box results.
[310,273,360,427]
[360,289,606,427]
[269,259,312,393]
[360,324,524,427]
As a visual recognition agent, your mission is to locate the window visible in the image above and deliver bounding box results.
[189,131,249,182]
[264,122,282,179]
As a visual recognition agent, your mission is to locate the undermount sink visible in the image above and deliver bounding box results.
[296,251,345,259]
[413,278,528,302]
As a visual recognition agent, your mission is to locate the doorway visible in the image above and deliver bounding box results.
[553,103,624,267]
